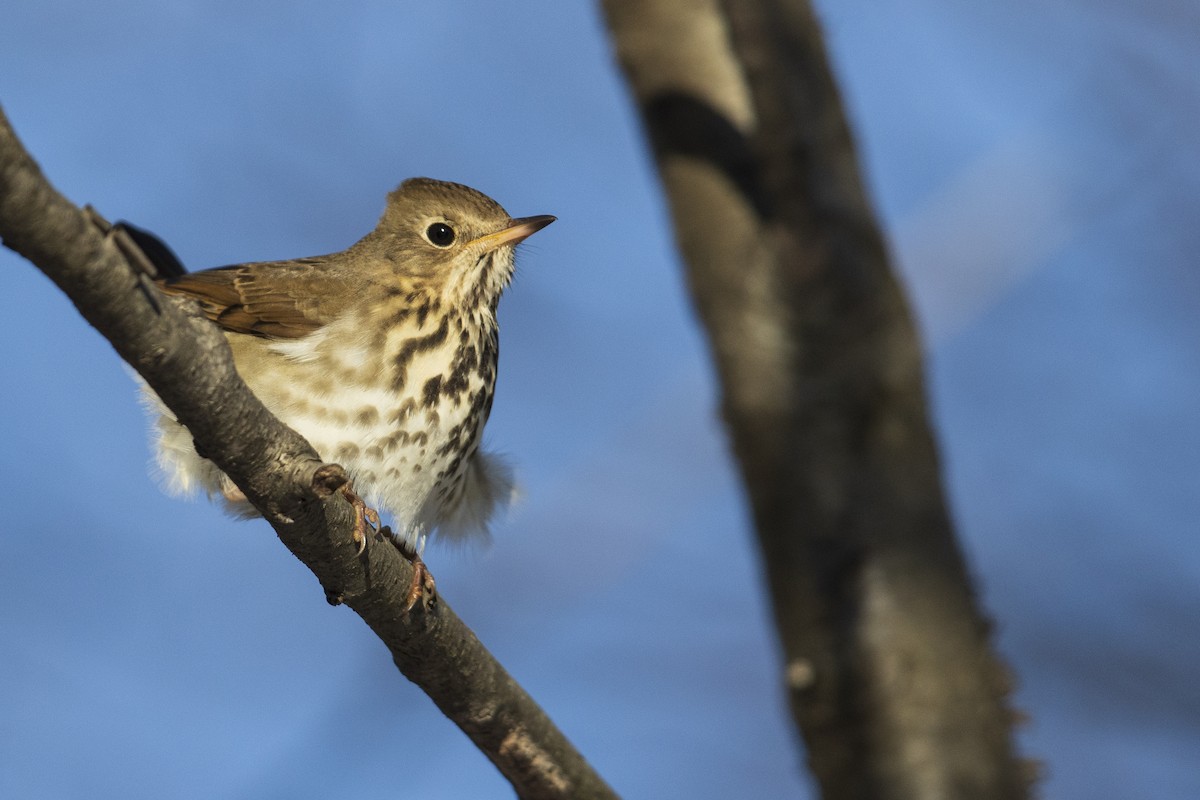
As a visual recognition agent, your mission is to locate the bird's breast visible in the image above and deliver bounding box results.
[241,313,499,528]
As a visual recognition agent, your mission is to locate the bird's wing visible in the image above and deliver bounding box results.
[158,257,349,339]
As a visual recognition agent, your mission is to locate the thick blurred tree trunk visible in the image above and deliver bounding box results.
[601,1,1029,797]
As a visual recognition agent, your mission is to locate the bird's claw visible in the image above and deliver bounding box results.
[381,526,437,612]
[403,557,436,613]
[333,480,435,613]
[339,483,379,556]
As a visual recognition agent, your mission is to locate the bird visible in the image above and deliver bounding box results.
[128,178,554,607]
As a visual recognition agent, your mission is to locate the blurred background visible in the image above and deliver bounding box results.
[1,1,1197,797]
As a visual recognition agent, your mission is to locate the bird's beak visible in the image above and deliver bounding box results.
[472,215,556,251]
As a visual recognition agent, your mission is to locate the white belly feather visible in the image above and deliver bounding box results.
[144,315,514,547]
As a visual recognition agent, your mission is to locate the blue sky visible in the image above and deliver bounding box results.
[2,2,1197,797]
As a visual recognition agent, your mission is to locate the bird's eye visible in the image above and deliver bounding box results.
[426,222,456,247]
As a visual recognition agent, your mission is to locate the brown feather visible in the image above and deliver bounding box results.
[157,257,354,339]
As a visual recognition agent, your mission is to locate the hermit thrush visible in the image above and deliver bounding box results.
[130,178,554,605]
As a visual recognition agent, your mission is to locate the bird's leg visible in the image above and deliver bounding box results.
[338,483,379,556]
[310,465,381,556]
[221,483,248,505]
[381,526,437,612]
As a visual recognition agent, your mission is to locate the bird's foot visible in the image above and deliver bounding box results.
[309,465,431,611]
[311,464,378,555]
[338,483,380,556]
[382,526,437,612]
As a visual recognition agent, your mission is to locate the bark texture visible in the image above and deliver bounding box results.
[0,105,615,800]
[601,1,1029,797]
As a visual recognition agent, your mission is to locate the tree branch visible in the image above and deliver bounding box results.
[601,1,1030,797]
[0,104,616,800]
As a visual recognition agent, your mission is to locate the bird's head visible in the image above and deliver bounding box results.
[372,177,554,313]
